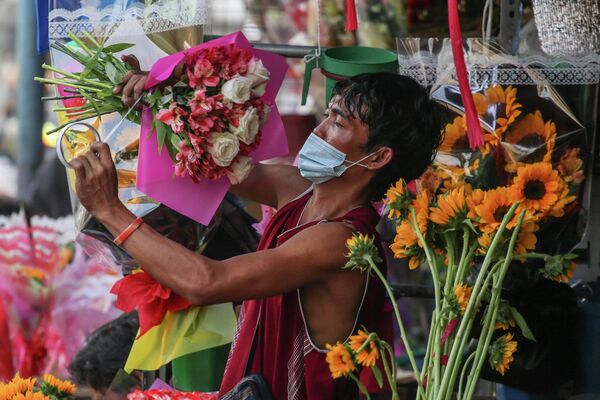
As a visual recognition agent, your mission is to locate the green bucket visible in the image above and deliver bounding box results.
[301,46,399,106]
[171,344,231,392]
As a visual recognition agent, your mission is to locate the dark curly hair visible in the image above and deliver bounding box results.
[332,72,447,200]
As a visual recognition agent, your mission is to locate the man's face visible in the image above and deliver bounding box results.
[312,95,370,163]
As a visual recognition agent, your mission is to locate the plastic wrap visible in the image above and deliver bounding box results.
[46,2,216,270]
[397,38,600,253]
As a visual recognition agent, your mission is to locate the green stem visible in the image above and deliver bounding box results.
[435,203,519,400]
[409,208,442,395]
[42,95,85,101]
[463,210,526,400]
[368,258,422,388]
[457,352,477,400]
[453,227,472,287]
[83,31,102,48]
[68,32,94,55]
[442,232,456,298]
[381,341,400,400]
[417,311,436,400]
[34,78,103,93]
[349,373,371,400]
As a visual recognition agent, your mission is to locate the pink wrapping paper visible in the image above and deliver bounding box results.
[137,32,289,225]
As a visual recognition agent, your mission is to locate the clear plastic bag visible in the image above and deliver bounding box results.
[397,37,599,253]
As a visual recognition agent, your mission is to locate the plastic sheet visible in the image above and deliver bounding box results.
[397,38,600,253]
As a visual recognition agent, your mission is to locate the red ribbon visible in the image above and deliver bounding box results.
[345,0,358,32]
[440,318,459,344]
[111,272,192,337]
[448,0,484,149]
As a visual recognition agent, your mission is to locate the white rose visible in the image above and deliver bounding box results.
[246,59,270,89]
[251,82,267,98]
[208,132,240,167]
[221,76,253,104]
[227,155,254,185]
[229,107,260,145]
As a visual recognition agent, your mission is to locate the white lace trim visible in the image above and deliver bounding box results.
[397,38,600,86]
[48,0,209,39]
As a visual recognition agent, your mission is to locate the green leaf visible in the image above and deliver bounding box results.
[165,137,179,163]
[154,119,168,155]
[103,43,136,54]
[464,219,478,234]
[105,61,120,85]
[510,306,536,341]
[160,93,174,106]
[370,364,384,388]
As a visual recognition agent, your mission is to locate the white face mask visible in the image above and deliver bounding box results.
[297,133,376,184]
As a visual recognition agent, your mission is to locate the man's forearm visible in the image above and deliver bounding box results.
[96,204,214,304]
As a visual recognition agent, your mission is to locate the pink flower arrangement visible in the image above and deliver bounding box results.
[128,389,217,400]
[148,43,272,184]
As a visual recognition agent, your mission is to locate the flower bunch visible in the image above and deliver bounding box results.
[127,389,217,400]
[0,374,76,400]
[36,33,273,186]
[325,328,396,400]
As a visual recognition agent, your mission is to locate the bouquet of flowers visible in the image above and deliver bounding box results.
[128,388,217,400]
[37,32,272,186]
[0,372,76,400]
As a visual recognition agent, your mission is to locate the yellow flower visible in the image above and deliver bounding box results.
[508,162,563,218]
[439,116,470,155]
[429,185,468,227]
[12,392,50,400]
[477,232,492,255]
[557,148,584,184]
[325,342,356,379]
[454,283,472,315]
[473,84,522,139]
[503,111,556,172]
[348,330,380,368]
[390,192,430,263]
[409,256,421,270]
[383,179,410,220]
[345,233,382,272]
[0,374,36,400]
[475,187,517,233]
[495,319,516,330]
[42,374,76,395]
[489,333,518,376]
[514,217,539,256]
[466,188,486,220]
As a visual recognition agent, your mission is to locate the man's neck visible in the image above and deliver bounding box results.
[300,177,372,224]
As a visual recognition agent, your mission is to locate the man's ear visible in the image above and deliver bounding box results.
[367,147,393,170]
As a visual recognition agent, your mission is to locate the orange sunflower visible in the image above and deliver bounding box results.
[473,84,522,140]
[348,330,380,368]
[474,187,518,233]
[466,188,486,220]
[438,116,494,160]
[514,217,539,256]
[12,392,50,400]
[489,333,518,376]
[325,342,356,379]
[557,148,584,184]
[508,162,563,218]
[383,179,410,219]
[429,185,468,227]
[503,111,556,172]
[42,375,76,395]
[454,283,472,315]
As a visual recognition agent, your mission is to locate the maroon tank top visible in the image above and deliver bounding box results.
[219,191,393,399]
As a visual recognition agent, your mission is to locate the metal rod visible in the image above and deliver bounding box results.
[205,35,326,59]
[391,284,435,299]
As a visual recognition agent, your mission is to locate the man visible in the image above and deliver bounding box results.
[71,72,444,399]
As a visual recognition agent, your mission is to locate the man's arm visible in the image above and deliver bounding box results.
[70,142,349,303]
[98,203,354,304]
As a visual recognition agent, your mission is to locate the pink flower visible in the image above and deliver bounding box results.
[155,103,187,133]
[187,54,221,89]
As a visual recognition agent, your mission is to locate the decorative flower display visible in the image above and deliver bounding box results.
[0,374,76,400]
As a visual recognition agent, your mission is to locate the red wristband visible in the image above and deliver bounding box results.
[113,217,144,246]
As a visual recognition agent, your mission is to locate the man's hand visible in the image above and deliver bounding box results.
[113,54,148,109]
[70,142,123,219]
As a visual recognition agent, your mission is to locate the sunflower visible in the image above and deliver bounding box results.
[383,179,410,220]
[488,333,518,376]
[438,116,494,160]
[348,330,380,368]
[514,217,539,256]
[495,300,516,330]
[42,375,76,395]
[0,374,36,400]
[345,233,382,272]
[557,148,584,184]
[477,232,492,255]
[454,283,472,315]
[390,191,430,261]
[503,111,556,172]
[496,319,516,331]
[474,187,518,233]
[508,162,563,218]
[12,392,50,400]
[473,85,522,139]
[418,167,443,199]
[547,184,577,218]
[409,256,421,270]
[325,342,356,379]
[429,185,468,227]
[466,188,486,221]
